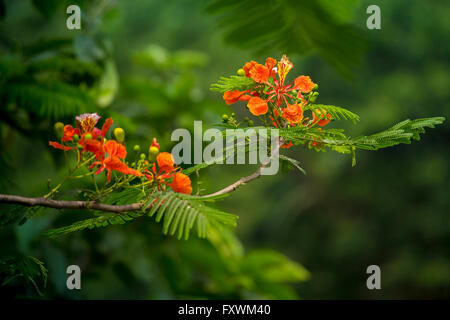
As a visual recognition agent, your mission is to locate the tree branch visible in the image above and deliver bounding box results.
[0,139,284,212]
[201,137,283,198]
[0,194,143,213]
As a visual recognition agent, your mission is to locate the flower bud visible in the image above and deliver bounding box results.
[243,117,249,122]
[133,144,140,152]
[309,92,319,103]
[113,127,125,143]
[231,112,236,117]
[140,153,146,160]
[73,134,80,142]
[222,114,229,122]
[148,146,159,162]
[248,120,254,126]
[54,122,64,138]
[84,133,93,140]
[313,84,319,91]
[237,68,245,76]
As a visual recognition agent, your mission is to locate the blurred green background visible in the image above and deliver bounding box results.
[0,0,448,299]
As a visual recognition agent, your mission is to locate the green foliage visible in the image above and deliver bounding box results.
[277,116,445,153]
[1,79,92,119]
[143,191,238,240]
[0,256,48,295]
[279,155,307,175]
[210,75,257,93]
[351,117,446,150]
[304,104,360,124]
[241,250,309,284]
[44,211,144,238]
[206,0,366,77]
[45,190,238,241]
[0,205,41,228]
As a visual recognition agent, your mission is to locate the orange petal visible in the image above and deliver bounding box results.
[170,172,192,195]
[157,152,175,173]
[104,140,126,159]
[249,64,270,83]
[49,141,76,151]
[282,103,303,124]
[247,97,268,116]
[223,90,247,105]
[293,75,315,93]
[101,117,113,137]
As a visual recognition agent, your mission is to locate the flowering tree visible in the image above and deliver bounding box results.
[0,55,444,244]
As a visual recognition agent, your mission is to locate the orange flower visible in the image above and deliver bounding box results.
[282,103,303,124]
[294,75,315,93]
[247,97,268,116]
[157,152,175,173]
[91,140,142,181]
[223,90,248,105]
[62,125,80,142]
[79,137,104,160]
[76,113,101,134]
[281,141,293,149]
[170,172,192,195]
[312,109,332,126]
[249,63,270,83]
[243,61,258,77]
[265,57,277,72]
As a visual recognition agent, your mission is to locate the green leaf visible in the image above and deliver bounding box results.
[210,75,257,93]
[44,211,144,238]
[206,0,366,77]
[144,191,238,240]
[279,155,307,175]
[304,104,360,124]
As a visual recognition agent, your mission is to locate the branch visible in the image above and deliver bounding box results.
[0,194,143,213]
[0,139,284,212]
[202,137,284,198]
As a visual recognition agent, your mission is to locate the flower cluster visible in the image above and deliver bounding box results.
[49,113,192,195]
[222,55,332,144]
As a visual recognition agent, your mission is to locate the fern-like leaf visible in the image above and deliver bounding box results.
[210,75,257,92]
[44,211,144,238]
[304,104,360,124]
[144,191,238,240]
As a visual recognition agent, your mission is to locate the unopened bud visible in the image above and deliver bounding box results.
[140,153,146,160]
[148,146,159,162]
[237,68,245,76]
[309,92,319,103]
[113,127,125,143]
[73,134,80,142]
[222,114,229,122]
[84,133,93,140]
[313,84,319,91]
[54,122,64,138]
[133,144,140,152]
[248,120,254,126]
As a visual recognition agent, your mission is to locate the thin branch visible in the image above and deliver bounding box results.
[0,194,143,213]
[201,137,283,198]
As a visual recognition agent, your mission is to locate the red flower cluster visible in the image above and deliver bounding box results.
[143,150,192,195]
[49,113,192,194]
[49,113,141,181]
[222,55,332,130]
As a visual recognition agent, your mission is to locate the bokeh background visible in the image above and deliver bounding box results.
[0,0,449,299]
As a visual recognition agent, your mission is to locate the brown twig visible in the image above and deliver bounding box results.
[0,194,143,213]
